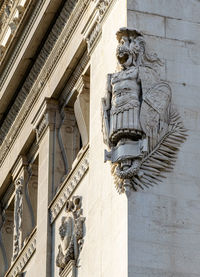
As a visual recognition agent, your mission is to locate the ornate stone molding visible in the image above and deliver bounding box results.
[0,0,91,167]
[56,196,85,275]
[102,28,187,194]
[49,146,89,224]
[0,0,79,146]
[0,0,44,89]
[0,0,30,62]
[5,229,36,277]
[85,0,116,53]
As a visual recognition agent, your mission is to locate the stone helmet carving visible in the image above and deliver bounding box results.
[116,27,145,68]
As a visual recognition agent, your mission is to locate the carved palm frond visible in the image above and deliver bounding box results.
[133,108,187,190]
[112,108,187,193]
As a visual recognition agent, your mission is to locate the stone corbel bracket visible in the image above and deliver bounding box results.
[32,98,59,144]
[83,0,116,53]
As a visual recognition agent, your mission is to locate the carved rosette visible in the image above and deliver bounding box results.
[56,196,85,275]
[102,28,187,194]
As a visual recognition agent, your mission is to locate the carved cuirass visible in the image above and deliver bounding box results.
[109,67,142,143]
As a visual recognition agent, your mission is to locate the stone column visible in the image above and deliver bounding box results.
[32,98,60,276]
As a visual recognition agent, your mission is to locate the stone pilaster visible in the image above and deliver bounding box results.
[32,98,60,276]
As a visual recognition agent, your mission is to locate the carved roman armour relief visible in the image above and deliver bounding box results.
[102,28,187,194]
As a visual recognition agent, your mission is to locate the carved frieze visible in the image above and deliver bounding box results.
[56,197,85,275]
[0,0,90,167]
[102,28,187,194]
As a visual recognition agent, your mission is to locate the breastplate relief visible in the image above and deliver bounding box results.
[102,28,187,194]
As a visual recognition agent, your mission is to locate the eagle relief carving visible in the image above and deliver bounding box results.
[102,28,187,194]
[56,197,85,275]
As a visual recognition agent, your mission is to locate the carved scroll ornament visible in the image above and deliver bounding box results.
[56,196,85,275]
[102,28,187,194]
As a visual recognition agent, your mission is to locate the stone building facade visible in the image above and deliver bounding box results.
[0,0,200,276]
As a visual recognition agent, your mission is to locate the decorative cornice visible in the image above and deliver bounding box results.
[5,229,36,277]
[0,0,44,89]
[49,146,89,224]
[0,0,30,62]
[0,0,91,167]
[85,0,115,53]
[0,0,79,145]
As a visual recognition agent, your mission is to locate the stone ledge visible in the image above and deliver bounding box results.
[49,145,89,224]
[5,228,36,277]
[60,260,76,277]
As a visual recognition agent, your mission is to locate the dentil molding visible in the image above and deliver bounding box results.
[49,147,89,224]
[5,229,36,277]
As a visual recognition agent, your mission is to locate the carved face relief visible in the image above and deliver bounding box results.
[116,36,132,69]
[116,28,146,68]
[102,28,187,194]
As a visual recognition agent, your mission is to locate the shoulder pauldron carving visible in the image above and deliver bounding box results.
[102,28,187,194]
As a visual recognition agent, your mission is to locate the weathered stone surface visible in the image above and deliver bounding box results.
[128,0,200,23]
[166,18,200,42]
[127,11,165,37]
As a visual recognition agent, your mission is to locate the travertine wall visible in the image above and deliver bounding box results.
[127,0,200,276]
